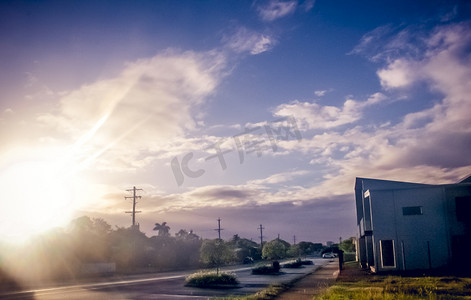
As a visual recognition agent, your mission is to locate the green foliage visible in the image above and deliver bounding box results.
[228,235,261,263]
[298,241,323,255]
[251,261,281,274]
[343,252,356,262]
[283,259,313,268]
[339,237,356,253]
[153,222,170,237]
[262,239,289,260]
[250,284,287,299]
[69,216,113,263]
[200,239,235,271]
[317,262,471,300]
[185,271,238,287]
[287,244,300,258]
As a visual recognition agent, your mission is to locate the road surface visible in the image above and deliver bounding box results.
[1,258,332,299]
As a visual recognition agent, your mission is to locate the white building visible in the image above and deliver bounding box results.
[355,176,471,272]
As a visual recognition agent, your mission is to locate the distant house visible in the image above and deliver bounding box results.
[355,175,471,272]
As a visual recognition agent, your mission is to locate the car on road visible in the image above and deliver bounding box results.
[322,252,336,258]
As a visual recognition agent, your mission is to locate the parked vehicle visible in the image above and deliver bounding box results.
[322,252,336,258]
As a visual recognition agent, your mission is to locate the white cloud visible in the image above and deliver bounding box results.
[273,92,386,130]
[248,170,310,185]
[225,27,276,55]
[138,23,471,214]
[377,58,419,89]
[294,22,471,193]
[65,22,471,217]
[36,50,227,172]
[314,90,327,97]
[258,0,297,22]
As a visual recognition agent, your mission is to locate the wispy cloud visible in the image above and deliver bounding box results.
[129,22,471,217]
[273,92,386,130]
[248,170,310,185]
[225,27,276,55]
[42,22,471,236]
[301,0,315,12]
[314,89,333,97]
[257,0,297,22]
[281,22,471,192]
[35,50,227,172]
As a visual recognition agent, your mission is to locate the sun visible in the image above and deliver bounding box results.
[0,160,76,243]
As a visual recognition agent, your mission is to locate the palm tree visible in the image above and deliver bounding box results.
[175,229,188,239]
[153,222,170,237]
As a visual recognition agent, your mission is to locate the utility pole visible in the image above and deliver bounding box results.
[277,233,280,240]
[293,235,296,245]
[125,186,142,228]
[258,224,264,248]
[214,217,224,239]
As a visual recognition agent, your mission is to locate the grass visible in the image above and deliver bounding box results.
[216,283,293,300]
[316,262,471,300]
[218,261,314,299]
[185,271,239,288]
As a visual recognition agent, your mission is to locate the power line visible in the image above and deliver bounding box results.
[125,186,142,228]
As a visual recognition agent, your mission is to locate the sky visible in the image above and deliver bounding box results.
[0,0,470,244]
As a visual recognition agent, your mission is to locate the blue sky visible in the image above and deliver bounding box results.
[1,0,470,243]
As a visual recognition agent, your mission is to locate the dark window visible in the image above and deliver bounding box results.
[455,197,471,222]
[402,206,423,216]
[381,240,395,267]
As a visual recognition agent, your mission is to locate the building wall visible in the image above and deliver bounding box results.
[370,187,450,271]
[396,187,449,270]
[356,177,471,272]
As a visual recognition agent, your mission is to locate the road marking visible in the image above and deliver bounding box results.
[0,274,186,297]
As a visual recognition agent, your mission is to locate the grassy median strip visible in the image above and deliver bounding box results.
[315,262,471,300]
[215,283,291,300]
[215,271,312,300]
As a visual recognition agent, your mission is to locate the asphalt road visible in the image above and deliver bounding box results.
[0,258,331,300]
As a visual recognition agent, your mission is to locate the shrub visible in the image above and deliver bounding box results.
[185,271,238,288]
[343,252,356,262]
[283,259,314,268]
[283,261,303,268]
[252,261,281,275]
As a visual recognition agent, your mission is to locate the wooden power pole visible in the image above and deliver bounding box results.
[259,224,264,248]
[214,217,224,239]
[125,186,142,228]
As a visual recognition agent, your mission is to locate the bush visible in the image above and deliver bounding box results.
[343,252,356,262]
[252,261,281,275]
[283,259,314,268]
[185,271,238,288]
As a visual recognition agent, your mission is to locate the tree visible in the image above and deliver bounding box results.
[68,216,112,262]
[109,226,149,269]
[262,239,289,260]
[93,218,112,236]
[340,237,356,253]
[153,222,170,237]
[200,239,234,274]
[175,229,200,241]
[287,244,301,258]
[228,236,261,263]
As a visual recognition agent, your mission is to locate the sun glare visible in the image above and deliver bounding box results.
[0,160,76,243]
